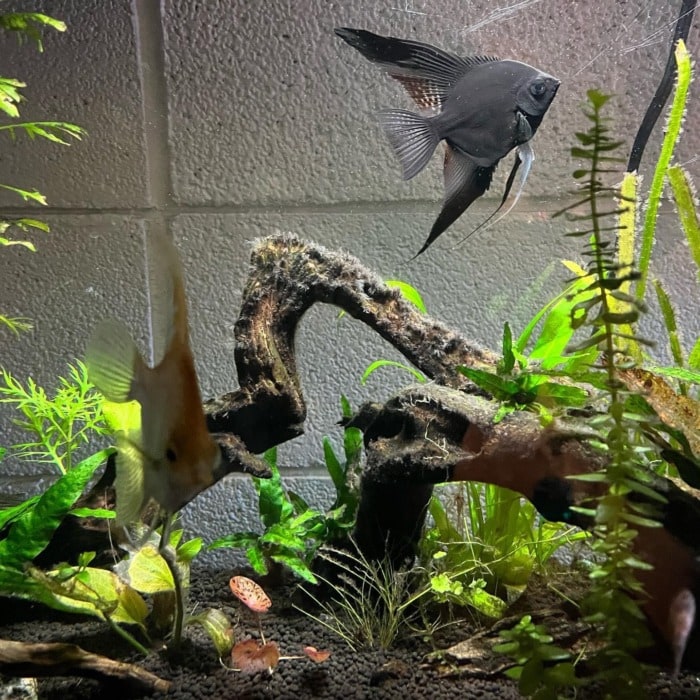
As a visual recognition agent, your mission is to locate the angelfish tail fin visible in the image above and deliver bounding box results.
[377,109,440,180]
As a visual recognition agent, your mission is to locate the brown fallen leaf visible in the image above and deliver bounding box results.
[303,645,331,663]
[229,575,272,613]
[620,368,700,457]
[231,639,279,674]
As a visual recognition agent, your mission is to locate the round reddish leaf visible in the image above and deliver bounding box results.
[303,645,331,663]
[231,639,280,674]
[229,575,272,613]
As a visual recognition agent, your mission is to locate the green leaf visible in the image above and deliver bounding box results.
[256,450,293,527]
[121,545,175,593]
[646,365,700,385]
[690,338,700,371]
[287,489,311,514]
[499,322,515,374]
[269,552,317,583]
[177,537,203,563]
[0,495,39,531]
[528,275,598,369]
[0,77,25,117]
[0,449,112,566]
[0,315,32,336]
[385,279,427,313]
[207,531,260,550]
[667,165,700,286]
[457,366,509,398]
[653,279,685,368]
[187,608,234,657]
[361,359,426,385]
[69,507,115,519]
[64,566,148,627]
[0,236,35,251]
[246,546,268,575]
[637,39,692,302]
[323,437,344,492]
[0,184,47,205]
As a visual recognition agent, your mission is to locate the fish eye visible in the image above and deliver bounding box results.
[530,80,546,97]
[166,447,177,462]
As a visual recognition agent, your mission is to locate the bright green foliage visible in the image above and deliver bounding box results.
[0,362,110,474]
[421,484,586,618]
[321,395,362,538]
[209,399,363,582]
[0,448,112,567]
[113,525,226,650]
[385,279,427,313]
[668,164,700,286]
[493,615,578,700]
[0,9,83,334]
[208,448,324,583]
[637,41,691,302]
[0,11,66,49]
[516,261,601,373]
[458,322,589,423]
[653,279,686,374]
[0,448,150,653]
[362,359,426,385]
[187,607,234,658]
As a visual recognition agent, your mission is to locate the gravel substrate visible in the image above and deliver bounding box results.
[2,566,700,699]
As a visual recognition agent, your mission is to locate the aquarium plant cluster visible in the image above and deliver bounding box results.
[0,6,699,699]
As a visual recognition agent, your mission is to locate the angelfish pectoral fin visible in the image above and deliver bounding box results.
[410,145,493,259]
[86,318,143,403]
[114,435,147,527]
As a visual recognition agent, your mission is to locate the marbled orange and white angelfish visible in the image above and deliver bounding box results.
[86,232,220,527]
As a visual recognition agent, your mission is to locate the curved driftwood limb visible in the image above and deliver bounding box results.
[0,638,170,693]
[204,233,498,454]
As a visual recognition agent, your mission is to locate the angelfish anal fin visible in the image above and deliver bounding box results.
[410,145,493,259]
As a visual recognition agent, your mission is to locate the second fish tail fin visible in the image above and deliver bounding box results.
[377,109,440,180]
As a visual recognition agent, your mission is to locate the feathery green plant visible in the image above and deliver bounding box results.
[553,89,660,697]
[0,362,109,474]
[0,9,84,334]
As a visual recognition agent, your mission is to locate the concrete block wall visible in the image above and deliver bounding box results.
[1,1,698,566]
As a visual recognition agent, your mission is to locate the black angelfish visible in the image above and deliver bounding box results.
[335,28,560,258]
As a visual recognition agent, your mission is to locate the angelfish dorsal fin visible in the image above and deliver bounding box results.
[146,232,189,366]
[335,28,499,112]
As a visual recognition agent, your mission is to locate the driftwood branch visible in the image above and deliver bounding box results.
[0,639,170,693]
[204,233,498,453]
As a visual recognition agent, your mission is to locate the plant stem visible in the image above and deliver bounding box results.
[106,615,150,656]
[158,513,185,648]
